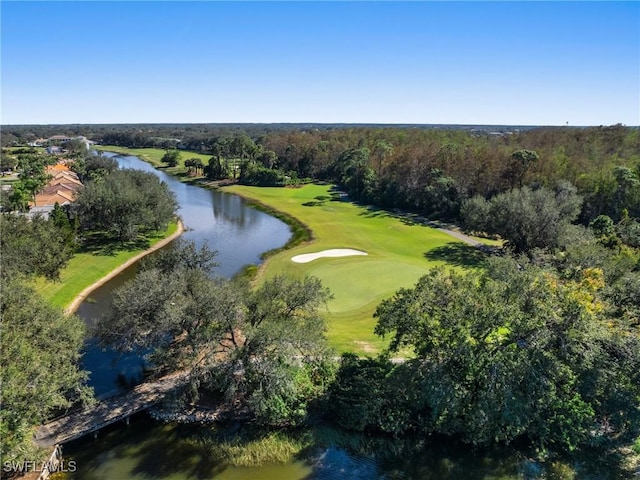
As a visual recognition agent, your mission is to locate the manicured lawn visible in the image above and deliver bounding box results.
[34,222,179,310]
[224,184,480,355]
[94,145,212,178]
[94,145,243,181]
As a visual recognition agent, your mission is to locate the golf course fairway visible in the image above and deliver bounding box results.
[224,183,477,354]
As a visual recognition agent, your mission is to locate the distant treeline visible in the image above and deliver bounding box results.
[4,123,639,225]
[0,122,535,147]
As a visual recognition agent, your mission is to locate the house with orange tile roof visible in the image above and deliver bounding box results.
[46,163,72,173]
[32,189,76,208]
[28,166,83,215]
[49,171,82,186]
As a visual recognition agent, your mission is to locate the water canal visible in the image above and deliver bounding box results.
[78,152,291,399]
[62,153,609,479]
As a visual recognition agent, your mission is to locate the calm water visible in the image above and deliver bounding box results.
[64,153,615,479]
[63,414,609,480]
[108,152,291,278]
[79,152,291,398]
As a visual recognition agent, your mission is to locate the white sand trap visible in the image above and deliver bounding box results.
[291,249,368,264]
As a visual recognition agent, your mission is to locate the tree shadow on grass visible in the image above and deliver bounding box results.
[302,194,341,207]
[357,205,441,227]
[425,242,489,268]
[78,231,152,256]
[357,205,394,219]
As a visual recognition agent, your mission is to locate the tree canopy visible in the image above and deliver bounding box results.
[370,258,640,450]
[0,278,92,463]
[95,241,334,425]
[1,150,56,212]
[4,123,639,230]
[461,183,583,252]
[74,169,177,241]
[0,213,75,280]
[161,149,182,167]
[205,156,231,180]
[73,153,119,181]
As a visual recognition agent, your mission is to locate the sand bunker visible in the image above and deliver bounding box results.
[291,249,368,264]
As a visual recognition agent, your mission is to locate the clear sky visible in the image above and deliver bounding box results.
[1,1,638,126]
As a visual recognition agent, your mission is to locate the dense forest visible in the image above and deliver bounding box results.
[5,123,638,228]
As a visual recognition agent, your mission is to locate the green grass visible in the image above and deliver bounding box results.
[34,222,179,310]
[94,145,243,183]
[88,148,490,355]
[211,431,308,467]
[223,184,484,355]
[95,145,211,178]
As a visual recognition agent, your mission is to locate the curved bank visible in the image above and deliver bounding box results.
[63,219,185,315]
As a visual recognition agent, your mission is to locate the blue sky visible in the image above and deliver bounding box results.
[1,1,638,125]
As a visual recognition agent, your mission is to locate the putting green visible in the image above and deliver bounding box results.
[224,183,475,355]
[307,258,427,313]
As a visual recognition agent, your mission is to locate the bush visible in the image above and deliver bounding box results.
[239,162,288,186]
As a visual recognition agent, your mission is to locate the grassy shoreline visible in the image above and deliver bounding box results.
[35,221,183,312]
[94,145,211,171]
[223,184,472,354]
[94,145,220,185]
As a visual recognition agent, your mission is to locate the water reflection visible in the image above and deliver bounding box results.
[79,152,291,397]
[63,416,598,480]
[307,449,380,479]
[108,152,291,278]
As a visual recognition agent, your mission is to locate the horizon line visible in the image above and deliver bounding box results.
[3,122,636,128]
